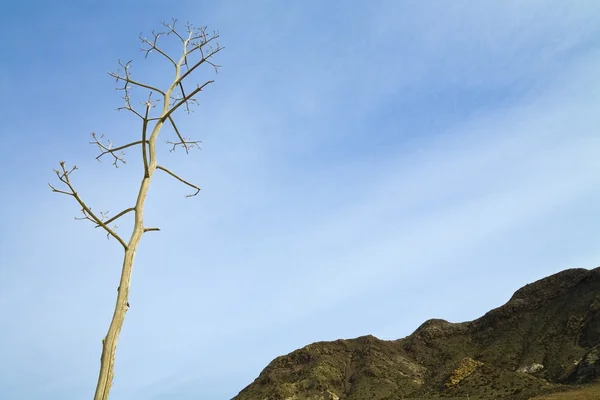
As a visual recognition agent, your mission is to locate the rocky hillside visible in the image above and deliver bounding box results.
[233,267,600,400]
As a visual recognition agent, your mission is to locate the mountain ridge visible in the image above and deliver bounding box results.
[233,267,600,400]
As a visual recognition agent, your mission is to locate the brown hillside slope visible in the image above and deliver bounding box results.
[233,267,600,400]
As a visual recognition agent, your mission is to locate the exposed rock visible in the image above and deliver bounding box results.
[567,344,600,384]
[444,357,484,388]
[517,363,544,374]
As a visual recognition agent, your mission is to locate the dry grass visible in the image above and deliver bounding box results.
[528,382,600,399]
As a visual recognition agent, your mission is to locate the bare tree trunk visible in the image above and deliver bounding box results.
[94,247,137,400]
[94,174,151,399]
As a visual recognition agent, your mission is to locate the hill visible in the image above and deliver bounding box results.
[233,267,600,399]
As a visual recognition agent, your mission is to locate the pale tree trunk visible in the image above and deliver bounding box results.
[94,171,152,400]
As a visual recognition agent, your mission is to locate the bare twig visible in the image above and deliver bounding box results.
[163,18,185,42]
[75,208,109,224]
[162,80,213,122]
[50,161,128,249]
[166,116,202,153]
[171,82,197,114]
[114,90,144,120]
[178,40,223,83]
[156,165,201,197]
[109,60,166,96]
[48,183,73,196]
[90,133,148,167]
[140,30,177,67]
[94,207,136,229]
[141,93,154,177]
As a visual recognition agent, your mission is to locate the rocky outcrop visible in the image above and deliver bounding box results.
[445,357,484,388]
[567,344,600,384]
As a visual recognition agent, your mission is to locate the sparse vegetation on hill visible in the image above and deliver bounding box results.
[234,267,600,399]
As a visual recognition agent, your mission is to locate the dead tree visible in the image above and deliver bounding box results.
[49,19,222,400]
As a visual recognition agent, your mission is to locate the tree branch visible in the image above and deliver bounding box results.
[90,133,148,167]
[166,116,201,153]
[94,207,136,229]
[115,93,144,119]
[176,82,194,113]
[142,93,154,177]
[162,18,186,42]
[48,183,74,196]
[140,31,177,67]
[108,60,166,96]
[49,161,128,249]
[156,165,200,197]
[162,80,213,122]
[179,42,223,84]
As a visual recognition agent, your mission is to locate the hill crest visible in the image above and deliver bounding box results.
[233,267,600,400]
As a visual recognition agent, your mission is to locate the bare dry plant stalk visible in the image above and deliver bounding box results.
[49,19,222,400]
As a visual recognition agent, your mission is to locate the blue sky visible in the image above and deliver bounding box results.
[1,1,600,399]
